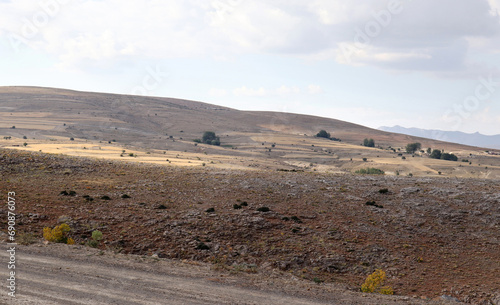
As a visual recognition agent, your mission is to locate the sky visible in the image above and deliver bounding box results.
[1,0,500,135]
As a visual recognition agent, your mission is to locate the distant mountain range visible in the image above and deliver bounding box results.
[378,126,500,150]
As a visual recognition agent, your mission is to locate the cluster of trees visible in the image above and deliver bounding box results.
[429,149,458,161]
[363,138,375,147]
[315,130,341,142]
[194,131,220,146]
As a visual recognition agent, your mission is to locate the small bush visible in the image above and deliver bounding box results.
[240,201,248,207]
[362,158,368,162]
[17,232,37,245]
[196,242,210,250]
[101,195,111,200]
[205,207,215,213]
[313,277,324,284]
[157,204,168,210]
[365,201,383,208]
[121,194,131,199]
[233,204,242,209]
[291,216,302,223]
[361,269,393,295]
[43,223,74,244]
[87,230,103,248]
[378,188,389,194]
[257,207,270,212]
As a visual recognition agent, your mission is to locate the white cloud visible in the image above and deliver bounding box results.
[307,84,323,95]
[1,0,500,77]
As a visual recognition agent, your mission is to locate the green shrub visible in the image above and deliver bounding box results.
[87,230,103,248]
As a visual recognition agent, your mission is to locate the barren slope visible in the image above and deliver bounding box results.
[1,149,498,304]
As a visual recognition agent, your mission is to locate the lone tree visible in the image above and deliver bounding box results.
[406,142,421,154]
[202,131,220,146]
[363,138,375,147]
[316,130,330,139]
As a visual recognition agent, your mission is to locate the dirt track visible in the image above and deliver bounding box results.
[0,242,450,305]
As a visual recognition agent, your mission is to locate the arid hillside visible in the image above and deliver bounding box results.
[1,86,499,179]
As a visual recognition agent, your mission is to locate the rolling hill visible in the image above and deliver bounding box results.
[1,86,499,178]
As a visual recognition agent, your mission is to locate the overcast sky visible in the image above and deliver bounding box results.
[1,0,500,135]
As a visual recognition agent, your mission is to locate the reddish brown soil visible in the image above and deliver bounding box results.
[1,149,499,304]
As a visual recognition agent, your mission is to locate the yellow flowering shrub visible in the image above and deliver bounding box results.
[43,223,74,244]
[361,269,394,295]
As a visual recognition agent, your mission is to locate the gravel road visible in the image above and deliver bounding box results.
[0,242,449,305]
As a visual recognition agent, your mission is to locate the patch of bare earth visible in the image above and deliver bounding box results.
[0,149,499,304]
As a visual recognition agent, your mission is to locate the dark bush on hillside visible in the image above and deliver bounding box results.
[363,138,375,147]
[430,149,442,159]
[316,130,330,139]
[379,188,389,194]
[202,131,220,146]
[406,142,421,154]
[441,152,458,161]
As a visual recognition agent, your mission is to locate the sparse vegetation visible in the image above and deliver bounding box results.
[257,207,270,212]
[17,232,37,245]
[355,168,385,175]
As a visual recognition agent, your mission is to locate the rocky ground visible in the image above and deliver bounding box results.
[0,148,499,304]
